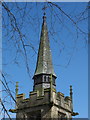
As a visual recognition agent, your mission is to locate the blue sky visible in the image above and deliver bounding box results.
[2,2,88,118]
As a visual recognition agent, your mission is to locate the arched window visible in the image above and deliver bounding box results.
[44,76,49,82]
[46,76,48,82]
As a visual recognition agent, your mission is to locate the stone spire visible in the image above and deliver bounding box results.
[34,13,56,78]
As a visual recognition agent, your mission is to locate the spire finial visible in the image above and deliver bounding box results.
[43,11,46,22]
[42,4,47,21]
[43,12,46,22]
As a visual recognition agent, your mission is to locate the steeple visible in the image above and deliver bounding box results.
[34,13,56,77]
[10,12,78,120]
[33,13,56,90]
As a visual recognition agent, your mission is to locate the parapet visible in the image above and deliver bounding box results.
[15,88,72,113]
[16,93,25,101]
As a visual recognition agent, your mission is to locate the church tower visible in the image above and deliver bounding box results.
[10,13,78,119]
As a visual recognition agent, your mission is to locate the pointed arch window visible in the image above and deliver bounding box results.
[44,76,49,82]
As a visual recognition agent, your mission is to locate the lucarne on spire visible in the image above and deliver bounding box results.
[33,13,56,78]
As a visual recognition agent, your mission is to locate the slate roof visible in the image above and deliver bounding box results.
[34,14,56,77]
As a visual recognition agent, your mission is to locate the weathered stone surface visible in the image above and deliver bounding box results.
[15,88,72,119]
[33,14,56,78]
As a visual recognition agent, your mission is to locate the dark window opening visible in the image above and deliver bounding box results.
[44,76,46,82]
[34,76,42,84]
[44,76,49,82]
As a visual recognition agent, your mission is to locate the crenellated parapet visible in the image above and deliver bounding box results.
[15,87,72,114]
[10,85,78,119]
